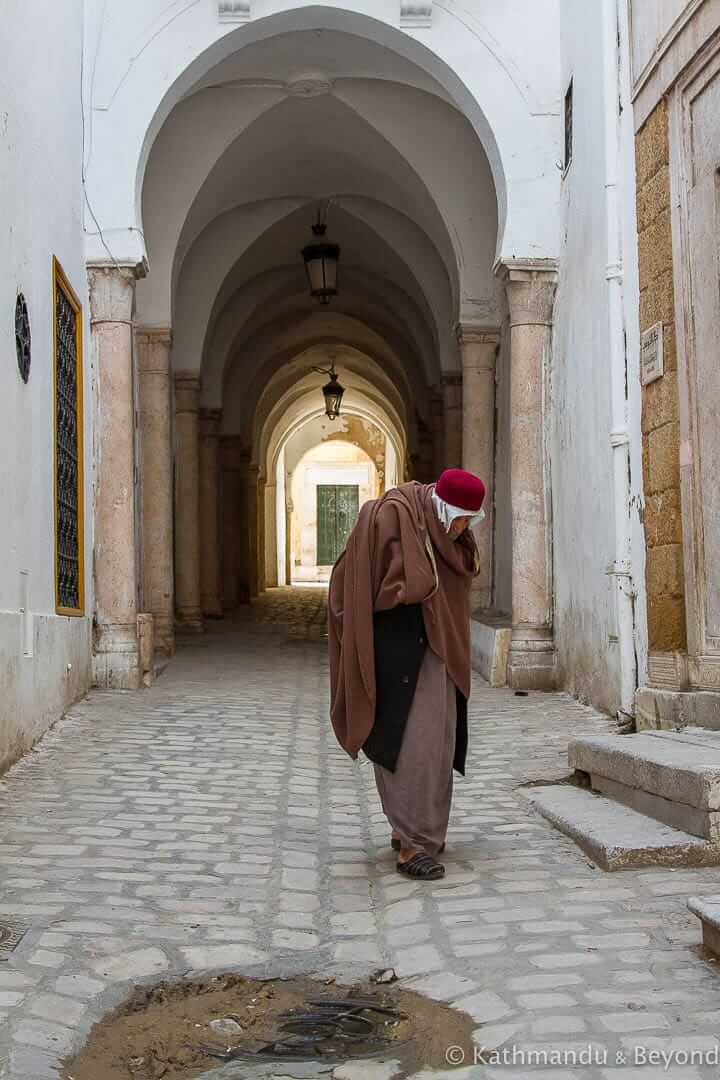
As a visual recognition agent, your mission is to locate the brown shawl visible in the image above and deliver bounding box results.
[328,481,478,758]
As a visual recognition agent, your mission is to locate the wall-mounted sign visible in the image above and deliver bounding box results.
[641,322,664,385]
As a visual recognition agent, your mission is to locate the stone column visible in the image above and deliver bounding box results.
[219,436,243,610]
[265,481,278,588]
[88,265,141,689]
[136,328,175,655]
[174,372,203,631]
[430,388,445,478]
[498,259,558,689]
[458,324,501,610]
[199,409,223,618]
[247,464,260,600]
[442,374,463,469]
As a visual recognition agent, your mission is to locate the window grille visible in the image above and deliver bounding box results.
[53,258,84,615]
[564,78,573,172]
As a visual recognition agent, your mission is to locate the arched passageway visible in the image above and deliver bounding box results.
[87,3,560,692]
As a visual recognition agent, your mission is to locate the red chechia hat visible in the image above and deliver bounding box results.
[435,469,486,513]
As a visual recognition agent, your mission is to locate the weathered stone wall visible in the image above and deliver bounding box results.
[635,99,686,654]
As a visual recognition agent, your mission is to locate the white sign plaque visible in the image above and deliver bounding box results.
[641,321,664,385]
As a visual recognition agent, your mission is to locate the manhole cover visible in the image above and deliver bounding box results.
[62,972,477,1079]
[0,919,29,959]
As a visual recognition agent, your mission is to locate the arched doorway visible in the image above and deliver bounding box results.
[86,3,560,692]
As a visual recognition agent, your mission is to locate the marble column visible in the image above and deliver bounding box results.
[264,482,278,588]
[199,409,223,618]
[442,374,463,469]
[174,372,203,631]
[458,324,501,610]
[88,265,141,689]
[430,388,445,478]
[219,436,243,610]
[136,328,175,655]
[247,464,260,600]
[498,259,558,689]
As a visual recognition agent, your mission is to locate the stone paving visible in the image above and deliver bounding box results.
[2,588,720,1078]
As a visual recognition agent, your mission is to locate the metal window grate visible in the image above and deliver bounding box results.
[564,78,573,171]
[54,261,83,614]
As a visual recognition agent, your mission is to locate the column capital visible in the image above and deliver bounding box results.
[88,265,138,325]
[174,371,201,413]
[136,326,173,348]
[456,322,501,347]
[495,258,558,328]
[136,327,172,376]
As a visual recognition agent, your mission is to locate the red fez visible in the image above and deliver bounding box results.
[435,469,486,513]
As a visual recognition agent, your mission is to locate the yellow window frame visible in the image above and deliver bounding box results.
[52,256,85,617]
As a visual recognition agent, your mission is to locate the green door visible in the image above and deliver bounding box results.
[317,485,360,565]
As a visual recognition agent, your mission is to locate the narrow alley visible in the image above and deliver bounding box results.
[2,590,720,1079]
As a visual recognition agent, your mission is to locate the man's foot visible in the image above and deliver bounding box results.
[396,852,445,879]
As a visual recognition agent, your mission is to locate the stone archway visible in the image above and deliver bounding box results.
[87,2,561,693]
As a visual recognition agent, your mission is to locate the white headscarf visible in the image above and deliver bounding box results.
[431,488,486,536]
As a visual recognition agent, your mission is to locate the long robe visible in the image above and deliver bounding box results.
[328,481,478,762]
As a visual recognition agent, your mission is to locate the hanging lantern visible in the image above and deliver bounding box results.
[314,363,345,420]
[302,215,340,305]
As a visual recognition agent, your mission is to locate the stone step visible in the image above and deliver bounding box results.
[687,895,720,956]
[470,611,511,687]
[525,784,720,871]
[568,729,720,841]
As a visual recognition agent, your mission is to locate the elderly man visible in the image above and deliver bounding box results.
[328,469,485,881]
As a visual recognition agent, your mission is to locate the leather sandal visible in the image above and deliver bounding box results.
[396,853,445,880]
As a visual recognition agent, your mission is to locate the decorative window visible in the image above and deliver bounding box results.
[15,293,31,383]
[52,258,84,616]
[564,78,573,172]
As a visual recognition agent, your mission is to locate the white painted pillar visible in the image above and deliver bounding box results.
[88,265,141,689]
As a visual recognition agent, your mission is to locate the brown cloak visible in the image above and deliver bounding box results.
[328,481,478,758]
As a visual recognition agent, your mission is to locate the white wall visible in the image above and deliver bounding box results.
[551,0,622,712]
[0,0,91,771]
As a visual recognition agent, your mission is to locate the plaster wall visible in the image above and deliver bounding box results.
[629,0,720,127]
[0,0,91,771]
[551,0,621,712]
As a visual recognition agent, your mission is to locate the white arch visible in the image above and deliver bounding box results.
[260,382,406,587]
[84,2,559,272]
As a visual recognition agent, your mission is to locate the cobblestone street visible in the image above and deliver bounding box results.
[2,589,720,1079]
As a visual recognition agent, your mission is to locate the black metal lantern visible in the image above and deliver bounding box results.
[314,364,345,420]
[302,214,340,305]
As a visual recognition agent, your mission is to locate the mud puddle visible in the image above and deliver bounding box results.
[63,972,476,1079]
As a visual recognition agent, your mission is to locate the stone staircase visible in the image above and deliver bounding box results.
[525,728,720,871]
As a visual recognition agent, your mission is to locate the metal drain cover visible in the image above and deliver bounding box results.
[0,919,29,960]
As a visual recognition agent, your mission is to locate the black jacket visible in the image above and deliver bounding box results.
[362,603,468,775]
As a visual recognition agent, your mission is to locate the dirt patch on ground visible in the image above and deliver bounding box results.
[63,972,476,1079]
